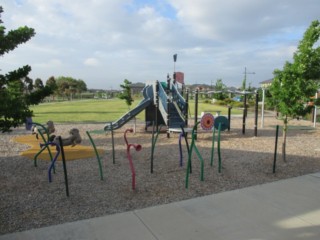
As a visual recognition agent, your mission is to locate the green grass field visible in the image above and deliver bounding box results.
[30,98,242,123]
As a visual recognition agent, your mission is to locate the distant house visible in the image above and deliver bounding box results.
[130,82,145,95]
[226,86,239,93]
[106,89,121,98]
[260,79,273,88]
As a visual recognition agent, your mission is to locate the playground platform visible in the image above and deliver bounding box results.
[1,172,320,240]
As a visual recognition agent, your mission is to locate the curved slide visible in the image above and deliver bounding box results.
[104,85,154,131]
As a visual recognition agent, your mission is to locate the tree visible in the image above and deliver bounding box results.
[34,78,44,90]
[46,76,57,91]
[0,7,52,132]
[55,76,87,100]
[76,79,87,93]
[213,78,227,100]
[270,20,320,161]
[119,79,133,109]
[45,76,57,101]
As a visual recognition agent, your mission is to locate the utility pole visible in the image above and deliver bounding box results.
[242,67,255,90]
[241,67,256,135]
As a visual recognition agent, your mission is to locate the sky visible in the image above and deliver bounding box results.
[1,0,319,90]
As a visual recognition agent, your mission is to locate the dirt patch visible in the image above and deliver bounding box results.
[1,116,319,234]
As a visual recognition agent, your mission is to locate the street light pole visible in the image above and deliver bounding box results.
[173,54,177,85]
[261,88,265,128]
[241,67,256,135]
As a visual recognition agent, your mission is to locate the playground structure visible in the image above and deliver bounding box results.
[103,77,262,141]
[20,54,277,194]
[23,73,267,194]
[26,73,261,192]
[27,94,307,192]
[104,76,188,135]
[17,90,315,196]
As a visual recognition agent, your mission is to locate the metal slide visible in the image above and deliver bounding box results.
[104,82,187,131]
[104,85,154,131]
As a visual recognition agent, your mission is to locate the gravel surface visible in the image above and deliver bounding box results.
[1,116,319,234]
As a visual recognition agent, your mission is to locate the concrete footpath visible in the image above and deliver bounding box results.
[1,172,320,240]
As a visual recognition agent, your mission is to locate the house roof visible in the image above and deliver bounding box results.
[129,82,145,88]
[260,79,273,84]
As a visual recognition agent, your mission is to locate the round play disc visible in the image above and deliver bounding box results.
[200,113,214,130]
[214,116,229,131]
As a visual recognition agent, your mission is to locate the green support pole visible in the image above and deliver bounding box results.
[210,127,216,166]
[32,123,53,169]
[185,122,204,188]
[151,123,163,173]
[58,137,69,197]
[185,89,189,126]
[151,121,155,173]
[194,145,204,181]
[110,122,115,164]
[218,123,222,173]
[273,125,279,173]
[180,126,191,173]
[34,144,46,167]
[185,133,194,188]
[86,131,104,180]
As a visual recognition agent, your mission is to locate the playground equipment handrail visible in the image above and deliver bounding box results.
[143,83,153,99]
[172,100,186,123]
[158,82,169,124]
[171,84,187,115]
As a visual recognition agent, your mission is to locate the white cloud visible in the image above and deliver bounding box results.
[1,0,319,89]
[84,58,100,67]
[169,0,319,41]
[34,59,62,68]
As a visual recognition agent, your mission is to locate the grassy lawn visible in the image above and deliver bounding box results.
[30,99,137,123]
[30,98,242,123]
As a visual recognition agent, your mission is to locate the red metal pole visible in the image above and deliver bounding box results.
[124,129,142,190]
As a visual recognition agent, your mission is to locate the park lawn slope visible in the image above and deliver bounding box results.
[30,99,242,123]
[30,99,143,123]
